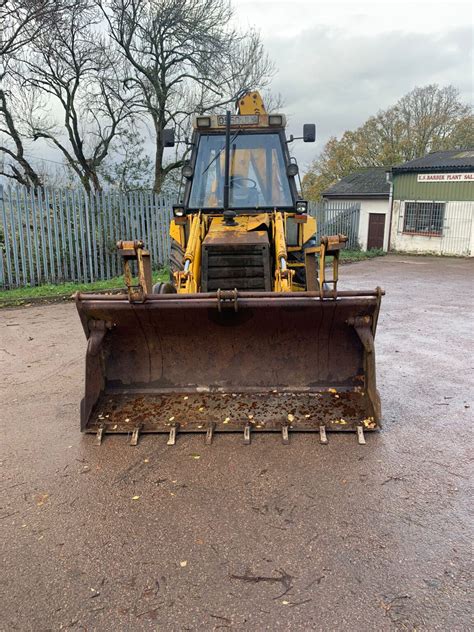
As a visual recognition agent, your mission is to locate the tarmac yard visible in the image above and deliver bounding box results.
[0,255,472,631]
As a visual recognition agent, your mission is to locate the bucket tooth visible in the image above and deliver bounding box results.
[130,425,141,446]
[205,422,216,445]
[357,425,366,445]
[95,424,105,446]
[167,423,179,446]
[243,423,251,445]
[319,425,328,445]
[281,423,289,445]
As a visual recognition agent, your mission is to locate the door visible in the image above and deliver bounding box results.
[367,213,385,250]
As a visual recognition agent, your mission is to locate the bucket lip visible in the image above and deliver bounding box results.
[76,288,384,304]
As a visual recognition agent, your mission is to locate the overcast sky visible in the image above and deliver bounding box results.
[232,0,473,168]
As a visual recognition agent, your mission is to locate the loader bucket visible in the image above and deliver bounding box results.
[75,289,383,443]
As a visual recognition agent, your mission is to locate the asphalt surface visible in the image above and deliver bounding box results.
[1,255,473,632]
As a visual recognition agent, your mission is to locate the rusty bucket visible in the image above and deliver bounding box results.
[76,289,383,444]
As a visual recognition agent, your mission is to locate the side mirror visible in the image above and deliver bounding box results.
[162,128,175,148]
[303,124,316,143]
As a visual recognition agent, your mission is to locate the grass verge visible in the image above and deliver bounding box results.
[0,269,169,308]
[339,248,386,263]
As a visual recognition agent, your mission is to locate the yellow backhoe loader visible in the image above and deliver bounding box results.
[76,92,383,446]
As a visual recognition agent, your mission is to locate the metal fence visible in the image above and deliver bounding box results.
[310,201,361,248]
[0,186,173,289]
[0,185,361,289]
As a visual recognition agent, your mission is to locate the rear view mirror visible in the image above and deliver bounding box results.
[303,124,316,143]
[163,128,175,148]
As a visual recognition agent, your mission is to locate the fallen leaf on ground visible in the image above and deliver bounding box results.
[180,560,187,567]
[132,495,140,500]
[36,493,49,506]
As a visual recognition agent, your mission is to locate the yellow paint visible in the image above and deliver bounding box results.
[237,91,266,115]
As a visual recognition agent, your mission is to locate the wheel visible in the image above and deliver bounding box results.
[169,237,185,281]
[152,281,176,294]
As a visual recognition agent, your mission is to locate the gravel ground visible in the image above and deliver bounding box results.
[0,254,472,632]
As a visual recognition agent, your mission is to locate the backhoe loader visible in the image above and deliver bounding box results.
[76,92,383,446]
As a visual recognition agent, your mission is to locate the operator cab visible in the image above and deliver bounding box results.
[180,96,315,213]
[187,130,294,210]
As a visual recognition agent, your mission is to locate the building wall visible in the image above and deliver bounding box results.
[391,171,474,256]
[357,198,391,251]
[391,199,474,256]
[323,197,390,251]
[393,172,474,201]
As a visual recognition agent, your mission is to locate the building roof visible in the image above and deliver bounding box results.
[322,167,390,199]
[392,149,474,173]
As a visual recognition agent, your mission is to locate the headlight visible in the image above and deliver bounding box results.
[296,200,308,214]
[268,114,283,126]
[173,205,185,217]
[196,116,211,128]
[287,163,299,177]
[182,164,193,179]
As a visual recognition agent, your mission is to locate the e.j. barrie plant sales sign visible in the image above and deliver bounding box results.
[417,173,474,182]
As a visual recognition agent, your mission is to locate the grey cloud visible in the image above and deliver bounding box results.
[264,26,473,169]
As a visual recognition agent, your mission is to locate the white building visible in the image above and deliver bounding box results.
[322,168,391,251]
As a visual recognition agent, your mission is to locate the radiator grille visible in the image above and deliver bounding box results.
[201,233,271,292]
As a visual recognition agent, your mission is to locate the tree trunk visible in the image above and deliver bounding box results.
[89,169,102,193]
[153,128,165,193]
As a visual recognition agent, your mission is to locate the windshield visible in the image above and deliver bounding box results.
[188,132,293,209]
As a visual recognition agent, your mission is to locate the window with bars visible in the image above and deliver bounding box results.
[403,201,445,236]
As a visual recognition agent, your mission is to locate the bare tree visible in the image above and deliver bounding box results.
[0,78,44,186]
[0,0,60,63]
[100,0,274,192]
[0,0,63,186]
[22,1,136,193]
